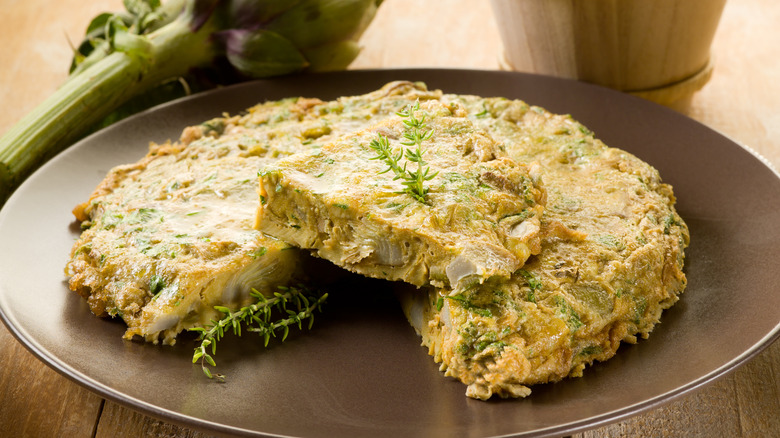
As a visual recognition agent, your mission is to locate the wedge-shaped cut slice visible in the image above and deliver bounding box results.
[398,95,689,399]
[256,100,545,289]
[66,81,441,344]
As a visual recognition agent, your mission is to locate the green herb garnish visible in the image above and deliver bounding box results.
[369,133,405,178]
[397,101,438,202]
[368,101,437,203]
[189,285,327,381]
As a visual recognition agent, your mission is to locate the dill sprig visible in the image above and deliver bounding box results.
[189,285,328,381]
[368,101,437,203]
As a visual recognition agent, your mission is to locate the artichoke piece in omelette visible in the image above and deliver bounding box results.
[398,96,689,399]
[256,99,546,290]
[65,81,439,344]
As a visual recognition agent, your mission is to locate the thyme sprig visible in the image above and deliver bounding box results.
[189,285,328,381]
[369,133,405,177]
[368,101,437,203]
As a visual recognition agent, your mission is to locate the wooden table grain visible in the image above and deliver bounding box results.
[1,0,778,436]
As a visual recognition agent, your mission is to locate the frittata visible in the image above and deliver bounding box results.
[66,81,688,402]
[256,99,545,289]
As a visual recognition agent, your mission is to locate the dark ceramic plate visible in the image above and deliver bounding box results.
[1,69,779,438]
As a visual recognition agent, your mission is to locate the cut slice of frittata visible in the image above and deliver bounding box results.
[65,81,441,344]
[256,99,546,290]
[398,95,689,399]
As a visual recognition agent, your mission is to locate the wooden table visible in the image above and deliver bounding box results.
[1,0,778,436]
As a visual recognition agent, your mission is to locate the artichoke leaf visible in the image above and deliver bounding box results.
[301,39,361,72]
[226,0,305,27]
[266,0,381,48]
[221,28,309,78]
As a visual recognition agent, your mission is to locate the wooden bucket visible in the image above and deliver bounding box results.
[491,0,727,110]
